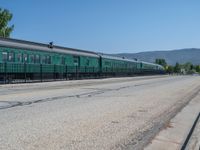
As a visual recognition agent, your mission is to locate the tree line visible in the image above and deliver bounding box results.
[155,59,200,74]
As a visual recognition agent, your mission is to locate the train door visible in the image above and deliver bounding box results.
[73,56,80,78]
[73,56,80,67]
[140,63,143,69]
[99,56,102,73]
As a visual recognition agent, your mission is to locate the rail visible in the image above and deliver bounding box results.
[181,112,200,150]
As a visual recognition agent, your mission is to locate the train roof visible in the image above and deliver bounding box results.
[100,54,164,68]
[139,61,163,67]
[100,54,138,63]
[0,37,99,58]
[140,61,159,66]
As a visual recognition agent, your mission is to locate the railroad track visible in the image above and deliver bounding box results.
[181,112,200,150]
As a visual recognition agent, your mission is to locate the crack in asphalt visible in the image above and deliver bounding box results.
[0,86,131,110]
[0,77,189,110]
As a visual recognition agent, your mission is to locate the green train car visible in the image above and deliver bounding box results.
[100,55,164,75]
[0,37,164,83]
[100,55,137,74]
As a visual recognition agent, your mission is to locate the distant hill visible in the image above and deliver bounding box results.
[111,48,200,65]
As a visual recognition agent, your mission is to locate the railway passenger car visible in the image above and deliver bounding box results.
[0,37,100,82]
[100,54,138,76]
[0,37,164,83]
[138,61,164,74]
[100,55,164,76]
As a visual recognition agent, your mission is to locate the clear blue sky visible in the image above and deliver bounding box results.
[1,0,200,53]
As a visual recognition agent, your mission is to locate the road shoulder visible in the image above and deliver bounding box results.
[144,92,200,150]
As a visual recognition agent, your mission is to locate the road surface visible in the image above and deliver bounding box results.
[0,75,200,150]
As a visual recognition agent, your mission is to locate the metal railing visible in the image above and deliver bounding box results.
[0,62,163,84]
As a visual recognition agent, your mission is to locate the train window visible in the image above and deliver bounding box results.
[41,56,46,64]
[74,59,78,64]
[105,61,111,66]
[17,53,22,62]
[61,56,65,65]
[35,55,40,63]
[86,59,89,66]
[73,56,79,66]
[23,54,28,63]
[30,55,34,63]
[46,56,51,64]
[2,52,8,62]
[8,52,14,62]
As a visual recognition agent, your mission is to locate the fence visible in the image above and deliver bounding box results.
[0,62,101,83]
[0,62,163,84]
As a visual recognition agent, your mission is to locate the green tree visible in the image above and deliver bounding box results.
[155,59,167,67]
[174,62,181,73]
[183,62,192,73]
[0,8,14,37]
[166,65,174,74]
[190,64,194,70]
[195,65,200,73]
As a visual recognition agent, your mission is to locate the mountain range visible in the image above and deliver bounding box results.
[111,48,200,65]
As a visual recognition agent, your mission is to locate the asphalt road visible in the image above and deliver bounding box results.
[0,75,200,150]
